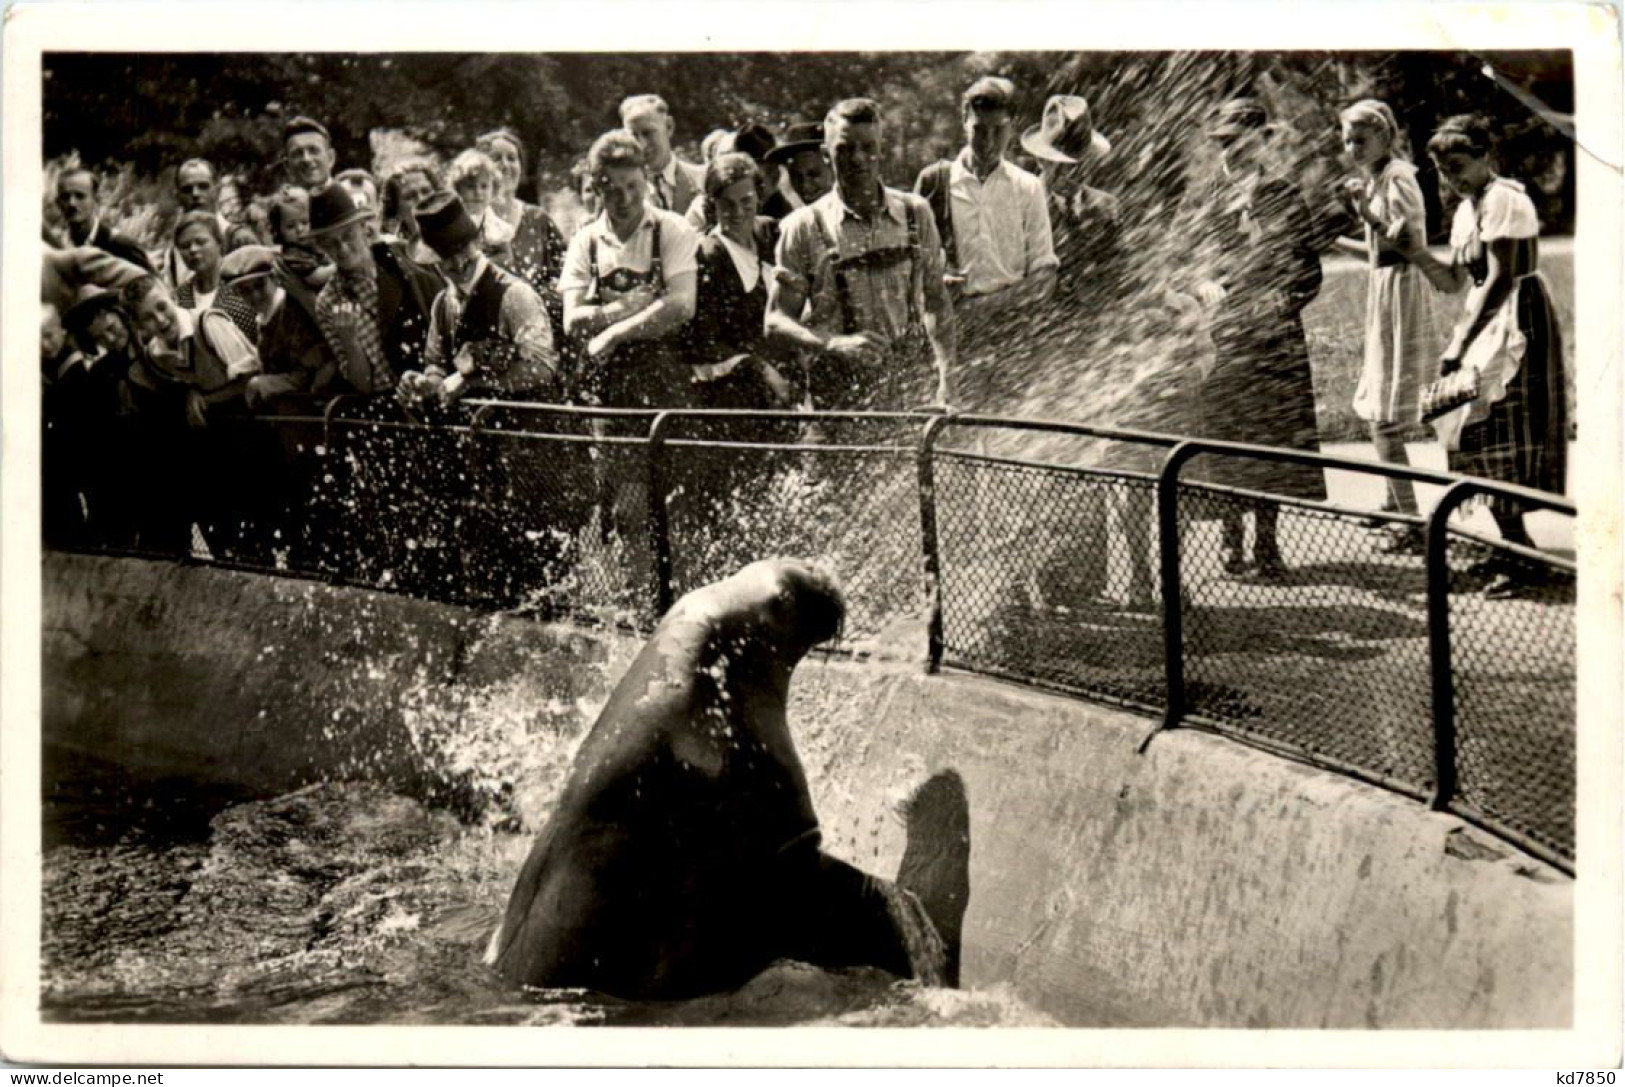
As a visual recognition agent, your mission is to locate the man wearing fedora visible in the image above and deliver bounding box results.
[398,192,558,408]
[1020,93,1124,317]
[915,76,1057,407]
[764,121,834,208]
[767,97,955,411]
[307,181,442,397]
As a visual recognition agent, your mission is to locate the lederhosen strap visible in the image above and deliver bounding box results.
[585,218,665,301]
[903,200,923,336]
[584,218,680,408]
[814,200,924,339]
[813,207,859,336]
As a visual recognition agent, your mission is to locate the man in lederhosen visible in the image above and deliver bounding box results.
[558,129,701,549]
[766,97,956,411]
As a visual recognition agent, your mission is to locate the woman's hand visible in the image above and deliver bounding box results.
[1338,178,1377,224]
[825,331,890,364]
[395,370,433,408]
[756,359,797,407]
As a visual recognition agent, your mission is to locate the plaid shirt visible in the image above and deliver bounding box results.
[315,267,391,393]
[772,186,945,342]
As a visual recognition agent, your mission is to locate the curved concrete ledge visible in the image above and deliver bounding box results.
[42,552,1571,1028]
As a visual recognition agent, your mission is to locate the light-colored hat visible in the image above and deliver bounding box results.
[1020,95,1111,165]
[220,245,278,285]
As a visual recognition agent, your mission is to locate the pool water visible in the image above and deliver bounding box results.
[41,771,1054,1028]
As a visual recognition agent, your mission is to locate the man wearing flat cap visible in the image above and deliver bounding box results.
[225,245,334,410]
[283,116,338,193]
[398,191,557,408]
[307,181,442,396]
[915,76,1057,405]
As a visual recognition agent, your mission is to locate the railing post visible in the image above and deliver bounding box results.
[462,405,493,604]
[647,411,675,618]
[316,395,358,584]
[917,413,951,674]
[1145,441,1199,750]
[1425,480,1476,810]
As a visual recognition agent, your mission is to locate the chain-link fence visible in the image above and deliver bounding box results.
[926,424,1174,712]
[46,402,1578,871]
[656,411,927,646]
[1429,481,1578,866]
[1171,468,1438,802]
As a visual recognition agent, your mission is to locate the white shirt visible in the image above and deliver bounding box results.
[647,156,703,214]
[558,207,700,295]
[948,149,1058,298]
[716,229,765,294]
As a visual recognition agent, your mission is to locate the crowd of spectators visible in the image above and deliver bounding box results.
[40,79,1567,598]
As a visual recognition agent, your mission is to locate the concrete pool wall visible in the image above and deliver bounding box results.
[42,552,1572,1028]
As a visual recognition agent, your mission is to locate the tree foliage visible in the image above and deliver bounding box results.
[43,48,1575,238]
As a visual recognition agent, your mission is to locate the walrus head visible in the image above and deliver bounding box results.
[678,558,845,666]
[759,557,845,655]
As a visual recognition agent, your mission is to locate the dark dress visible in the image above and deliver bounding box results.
[1186,172,1326,501]
[675,232,797,544]
[681,232,787,417]
[1442,178,1568,500]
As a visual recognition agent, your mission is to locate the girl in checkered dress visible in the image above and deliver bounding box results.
[1401,114,1569,596]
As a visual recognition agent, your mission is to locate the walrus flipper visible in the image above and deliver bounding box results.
[894,770,971,987]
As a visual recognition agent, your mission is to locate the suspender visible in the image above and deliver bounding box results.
[652,218,664,291]
[812,208,859,336]
[813,197,923,337]
[903,201,922,333]
[587,217,666,300]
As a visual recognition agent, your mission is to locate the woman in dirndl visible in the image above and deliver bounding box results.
[1400,113,1569,598]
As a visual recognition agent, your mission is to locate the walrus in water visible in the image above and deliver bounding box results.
[485,558,970,999]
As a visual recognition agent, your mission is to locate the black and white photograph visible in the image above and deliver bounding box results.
[3,0,1620,1070]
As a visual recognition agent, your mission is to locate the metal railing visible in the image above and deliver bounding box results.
[44,398,1578,872]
